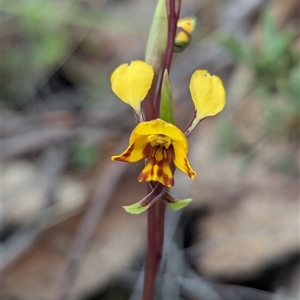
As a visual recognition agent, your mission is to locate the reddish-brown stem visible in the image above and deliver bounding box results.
[164,0,181,73]
[143,201,161,300]
[153,71,164,118]
[144,77,157,121]
[154,0,181,118]
[143,183,166,300]
[155,200,166,247]
[143,2,181,299]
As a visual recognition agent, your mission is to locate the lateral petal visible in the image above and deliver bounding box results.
[111,61,154,111]
[189,70,225,119]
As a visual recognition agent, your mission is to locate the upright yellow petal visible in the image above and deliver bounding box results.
[189,70,226,119]
[111,61,154,111]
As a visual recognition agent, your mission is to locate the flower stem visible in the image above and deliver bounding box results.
[164,0,181,72]
[143,197,165,300]
[154,0,181,118]
[143,1,181,298]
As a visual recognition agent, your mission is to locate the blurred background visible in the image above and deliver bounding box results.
[1,0,299,299]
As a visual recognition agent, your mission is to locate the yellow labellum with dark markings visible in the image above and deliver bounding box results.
[111,119,196,187]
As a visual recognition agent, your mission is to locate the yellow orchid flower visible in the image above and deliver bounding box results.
[112,118,196,187]
[111,61,154,113]
[174,17,196,53]
[110,60,225,188]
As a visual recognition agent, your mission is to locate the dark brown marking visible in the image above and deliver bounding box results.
[157,168,163,178]
[150,165,154,176]
[143,143,153,157]
[176,27,191,39]
[122,143,134,159]
[138,170,150,182]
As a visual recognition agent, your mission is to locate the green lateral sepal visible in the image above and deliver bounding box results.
[163,191,193,210]
[123,202,150,214]
[167,197,193,210]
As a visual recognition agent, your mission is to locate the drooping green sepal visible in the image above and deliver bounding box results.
[160,69,175,124]
[167,198,193,210]
[123,202,150,214]
[163,192,193,210]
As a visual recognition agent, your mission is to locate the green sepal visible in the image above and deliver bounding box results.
[166,198,193,210]
[123,202,150,214]
[160,69,175,124]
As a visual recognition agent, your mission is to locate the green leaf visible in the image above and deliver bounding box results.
[160,70,175,124]
[145,0,168,74]
[123,202,150,214]
[167,198,193,210]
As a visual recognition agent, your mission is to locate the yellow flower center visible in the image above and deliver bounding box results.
[148,134,172,149]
